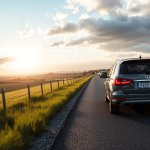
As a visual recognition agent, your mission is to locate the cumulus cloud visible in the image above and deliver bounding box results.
[64,0,150,17]
[18,29,34,38]
[41,0,150,54]
[45,21,78,37]
[64,4,79,14]
[126,0,150,17]
[64,4,75,10]
[72,7,79,14]
[42,15,150,53]
[79,16,150,42]
[66,0,123,15]
[52,11,68,21]
[0,57,18,65]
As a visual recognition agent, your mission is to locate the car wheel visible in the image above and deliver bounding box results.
[109,101,120,114]
[105,91,109,102]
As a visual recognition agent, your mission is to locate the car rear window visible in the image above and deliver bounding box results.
[120,60,150,74]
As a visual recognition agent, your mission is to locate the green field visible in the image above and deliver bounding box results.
[0,75,92,150]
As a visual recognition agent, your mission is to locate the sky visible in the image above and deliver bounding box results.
[1,0,150,75]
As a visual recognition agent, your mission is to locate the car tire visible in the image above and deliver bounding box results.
[105,91,109,102]
[109,101,120,114]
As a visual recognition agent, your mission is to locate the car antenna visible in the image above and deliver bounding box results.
[139,55,142,59]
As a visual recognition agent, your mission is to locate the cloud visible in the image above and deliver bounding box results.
[126,0,150,17]
[64,4,75,10]
[66,0,123,15]
[37,26,44,35]
[72,7,79,14]
[18,29,34,38]
[42,41,65,49]
[42,15,150,53]
[0,57,18,65]
[52,11,68,21]
[64,4,79,14]
[45,12,49,18]
[45,21,78,37]
[79,16,150,43]
[65,0,150,17]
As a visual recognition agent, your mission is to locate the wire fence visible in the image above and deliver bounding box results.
[0,75,91,114]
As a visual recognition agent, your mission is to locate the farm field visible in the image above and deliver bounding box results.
[0,78,77,114]
[0,72,84,93]
[0,75,93,150]
[0,80,69,93]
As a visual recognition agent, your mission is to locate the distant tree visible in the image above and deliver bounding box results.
[83,71,86,76]
[92,72,96,75]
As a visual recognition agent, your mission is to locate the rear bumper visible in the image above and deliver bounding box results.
[112,90,150,106]
[112,99,150,106]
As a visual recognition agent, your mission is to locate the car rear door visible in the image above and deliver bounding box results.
[106,63,116,97]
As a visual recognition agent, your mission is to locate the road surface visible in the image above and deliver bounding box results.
[52,75,150,150]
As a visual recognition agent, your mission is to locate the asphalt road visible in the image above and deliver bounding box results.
[52,75,150,150]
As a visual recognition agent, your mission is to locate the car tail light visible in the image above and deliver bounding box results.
[114,78,133,85]
[115,98,126,100]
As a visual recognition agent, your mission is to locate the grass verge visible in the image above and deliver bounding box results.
[0,79,73,114]
[0,75,93,150]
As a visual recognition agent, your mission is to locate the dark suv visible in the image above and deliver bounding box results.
[99,71,107,78]
[104,58,150,114]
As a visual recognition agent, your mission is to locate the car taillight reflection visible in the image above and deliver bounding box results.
[114,78,133,85]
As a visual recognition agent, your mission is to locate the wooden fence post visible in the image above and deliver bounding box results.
[50,81,52,92]
[63,79,64,85]
[27,84,30,100]
[58,80,59,89]
[70,78,72,84]
[1,88,6,114]
[41,83,43,95]
[67,79,69,85]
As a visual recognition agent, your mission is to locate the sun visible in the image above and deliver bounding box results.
[12,49,36,69]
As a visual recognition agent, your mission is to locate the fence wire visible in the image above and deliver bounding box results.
[0,75,91,113]
[5,93,28,100]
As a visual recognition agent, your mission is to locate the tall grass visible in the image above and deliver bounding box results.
[0,75,92,150]
[0,79,76,115]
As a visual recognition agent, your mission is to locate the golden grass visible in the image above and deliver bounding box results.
[0,75,92,150]
[0,79,76,114]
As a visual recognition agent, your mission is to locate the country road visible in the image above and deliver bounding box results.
[52,75,150,150]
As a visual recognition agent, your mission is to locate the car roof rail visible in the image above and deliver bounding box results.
[116,58,123,61]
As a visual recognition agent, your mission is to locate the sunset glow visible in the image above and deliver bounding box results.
[1,0,150,75]
[12,49,35,69]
